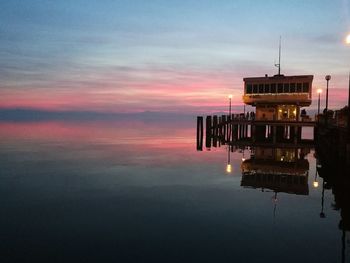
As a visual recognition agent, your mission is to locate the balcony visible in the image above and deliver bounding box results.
[243,93,311,106]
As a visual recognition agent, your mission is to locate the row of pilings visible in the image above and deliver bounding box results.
[197,115,250,151]
[196,115,308,151]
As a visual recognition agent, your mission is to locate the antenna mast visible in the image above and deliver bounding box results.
[275,36,282,75]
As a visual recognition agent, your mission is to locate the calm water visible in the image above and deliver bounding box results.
[0,119,348,262]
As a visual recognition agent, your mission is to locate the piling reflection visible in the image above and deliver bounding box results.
[316,151,350,263]
[198,116,311,195]
[197,115,350,262]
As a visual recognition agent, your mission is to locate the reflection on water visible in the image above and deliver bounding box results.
[241,147,310,195]
[0,119,349,262]
[201,117,350,263]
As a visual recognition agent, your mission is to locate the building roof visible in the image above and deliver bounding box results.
[243,74,313,82]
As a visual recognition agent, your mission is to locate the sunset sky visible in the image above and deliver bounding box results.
[1,0,350,114]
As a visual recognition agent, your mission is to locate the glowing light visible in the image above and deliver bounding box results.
[226,164,232,173]
[346,33,350,44]
[278,109,282,113]
[317,88,322,94]
[313,181,319,188]
[242,157,246,162]
[228,94,233,99]
[293,110,297,114]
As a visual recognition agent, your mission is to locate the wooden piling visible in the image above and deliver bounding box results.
[205,116,212,148]
[213,115,218,147]
[196,116,203,151]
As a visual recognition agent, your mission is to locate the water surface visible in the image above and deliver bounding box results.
[0,119,347,262]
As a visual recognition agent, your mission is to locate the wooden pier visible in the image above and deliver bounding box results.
[197,115,315,150]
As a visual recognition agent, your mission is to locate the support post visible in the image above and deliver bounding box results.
[196,116,203,150]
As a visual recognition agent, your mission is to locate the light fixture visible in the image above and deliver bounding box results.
[226,164,232,173]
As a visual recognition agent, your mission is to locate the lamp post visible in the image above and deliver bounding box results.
[228,94,233,116]
[346,34,350,158]
[317,88,322,117]
[325,75,331,113]
[346,33,350,45]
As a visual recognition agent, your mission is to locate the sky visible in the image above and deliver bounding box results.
[1,0,350,115]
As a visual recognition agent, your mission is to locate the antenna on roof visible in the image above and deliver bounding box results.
[274,36,282,76]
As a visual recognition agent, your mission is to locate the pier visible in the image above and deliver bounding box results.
[196,115,315,150]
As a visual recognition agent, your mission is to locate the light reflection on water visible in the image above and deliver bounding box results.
[0,120,348,262]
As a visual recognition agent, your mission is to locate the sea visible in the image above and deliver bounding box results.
[0,118,348,262]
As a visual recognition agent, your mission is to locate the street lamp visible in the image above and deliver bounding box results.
[317,88,322,116]
[228,94,233,116]
[346,33,350,44]
[345,34,350,158]
[325,75,331,113]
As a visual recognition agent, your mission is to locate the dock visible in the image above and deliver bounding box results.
[196,115,315,150]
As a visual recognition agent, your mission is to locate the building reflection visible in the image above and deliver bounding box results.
[197,117,350,261]
[240,147,310,195]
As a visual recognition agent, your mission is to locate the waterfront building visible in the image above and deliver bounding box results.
[243,74,313,121]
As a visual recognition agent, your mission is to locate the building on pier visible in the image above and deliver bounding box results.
[243,74,313,121]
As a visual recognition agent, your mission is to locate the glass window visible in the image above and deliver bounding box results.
[283,83,290,93]
[264,84,270,93]
[290,83,296,93]
[246,84,252,94]
[302,82,309,92]
[297,83,302,92]
[253,84,258,93]
[277,83,283,93]
[259,84,264,93]
[271,83,276,93]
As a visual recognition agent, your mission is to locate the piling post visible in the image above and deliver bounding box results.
[196,116,203,150]
[205,116,212,148]
[213,115,218,147]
